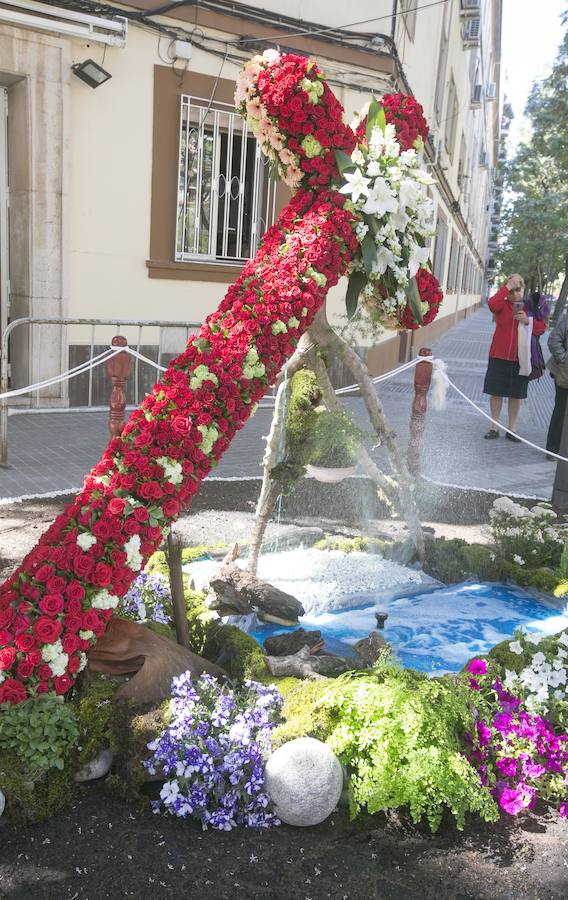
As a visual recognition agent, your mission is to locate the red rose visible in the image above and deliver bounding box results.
[0,678,27,705]
[0,606,15,629]
[34,564,54,582]
[65,581,85,603]
[81,610,102,632]
[27,650,42,667]
[61,633,81,655]
[15,633,37,652]
[33,616,62,644]
[92,562,112,588]
[93,519,113,541]
[133,506,149,523]
[63,614,82,633]
[66,598,83,616]
[35,683,49,695]
[39,593,65,617]
[67,653,82,674]
[108,498,127,516]
[73,552,94,578]
[162,498,179,518]
[16,658,35,679]
[53,673,74,695]
[172,416,191,435]
[0,647,17,670]
[46,575,66,594]
[12,614,30,635]
[37,663,53,681]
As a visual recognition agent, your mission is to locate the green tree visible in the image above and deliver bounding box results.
[496,13,568,292]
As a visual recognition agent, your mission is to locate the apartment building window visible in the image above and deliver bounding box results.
[447,233,459,292]
[444,77,458,162]
[433,212,448,285]
[175,96,277,263]
[434,30,448,122]
[400,0,417,40]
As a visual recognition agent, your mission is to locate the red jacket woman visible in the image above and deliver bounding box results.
[483,274,546,442]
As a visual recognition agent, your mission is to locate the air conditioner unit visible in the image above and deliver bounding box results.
[486,82,497,101]
[471,83,482,108]
[479,151,488,168]
[462,17,481,48]
[460,0,481,15]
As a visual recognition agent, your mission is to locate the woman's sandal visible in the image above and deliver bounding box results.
[484,429,499,440]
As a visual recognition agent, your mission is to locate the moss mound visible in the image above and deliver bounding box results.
[272,678,336,748]
[202,624,267,681]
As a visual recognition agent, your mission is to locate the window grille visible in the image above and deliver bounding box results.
[175,96,278,264]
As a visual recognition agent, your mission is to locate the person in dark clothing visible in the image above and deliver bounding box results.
[546,311,568,458]
[526,291,549,381]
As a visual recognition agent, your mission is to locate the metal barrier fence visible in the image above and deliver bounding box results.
[0,317,202,465]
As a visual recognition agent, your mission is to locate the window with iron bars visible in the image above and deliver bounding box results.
[175,96,278,264]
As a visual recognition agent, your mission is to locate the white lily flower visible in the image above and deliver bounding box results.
[363,178,398,217]
[391,209,410,232]
[339,168,370,203]
[399,178,422,209]
[408,244,430,278]
[372,246,397,276]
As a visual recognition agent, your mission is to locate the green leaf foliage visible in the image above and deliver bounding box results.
[321,664,498,831]
[346,271,366,319]
[405,277,423,325]
[333,148,356,175]
[365,97,386,140]
[361,234,377,276]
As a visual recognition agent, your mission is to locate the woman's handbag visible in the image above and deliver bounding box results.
[529,335,546,380]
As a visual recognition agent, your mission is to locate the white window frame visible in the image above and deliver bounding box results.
[175,95,277,265]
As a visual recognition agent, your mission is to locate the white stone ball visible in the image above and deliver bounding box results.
[0,789,5,818]
[75,748,113,783]
[264,737,343,827]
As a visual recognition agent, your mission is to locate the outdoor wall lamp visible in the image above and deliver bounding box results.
[71,59,112,88]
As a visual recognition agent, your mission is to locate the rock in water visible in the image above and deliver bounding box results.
[263,628,323,656]
[75,748,114,782]
[354,630,389,665]
[264,737,343,826]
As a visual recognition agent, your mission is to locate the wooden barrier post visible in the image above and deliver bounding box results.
[407,347,433,476]
[106,336,132,438]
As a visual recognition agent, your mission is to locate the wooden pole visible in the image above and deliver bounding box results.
[166,531,190,649]
[407,347,433,476]
[106,336,132,438]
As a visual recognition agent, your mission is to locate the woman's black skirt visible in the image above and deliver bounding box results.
[483,357,529,400]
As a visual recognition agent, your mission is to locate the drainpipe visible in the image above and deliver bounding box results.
[391,0,398,42]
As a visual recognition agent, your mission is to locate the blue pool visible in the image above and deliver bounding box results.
[247,582,567,674]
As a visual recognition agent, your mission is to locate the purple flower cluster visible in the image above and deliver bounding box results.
[120,571,171,626]
[463,659,568,818]
[145,672,284,830]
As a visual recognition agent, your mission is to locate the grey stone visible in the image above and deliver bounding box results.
[0,788,5,818]
[354,630,389,665]
[75,749,114,783]
[264,737,343,826]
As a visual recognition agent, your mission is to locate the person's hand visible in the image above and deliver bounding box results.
[506,275,522,291]
[515,310,529,325]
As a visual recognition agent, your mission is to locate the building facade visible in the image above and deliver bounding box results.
[0,0,504,406]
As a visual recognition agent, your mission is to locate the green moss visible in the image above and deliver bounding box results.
[272,678,336,748]
[423,537,558,594]
[0,754,74,824]
[108,701,170,808]
[313,535,393,555]
[201,624,267,681]
[185,587,218,654]
[146,544,228,580]
[74,674,119,767]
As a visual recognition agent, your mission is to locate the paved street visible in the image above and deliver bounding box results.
[0,307,557,502]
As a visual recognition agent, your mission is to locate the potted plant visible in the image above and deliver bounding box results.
[305,406,365,483]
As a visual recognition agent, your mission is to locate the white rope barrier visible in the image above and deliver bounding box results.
[122,346,168,372]
[438,369,568,463]
[2,338,564,465]
[0,346,124,400]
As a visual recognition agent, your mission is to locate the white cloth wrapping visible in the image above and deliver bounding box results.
[517,317,533,377]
